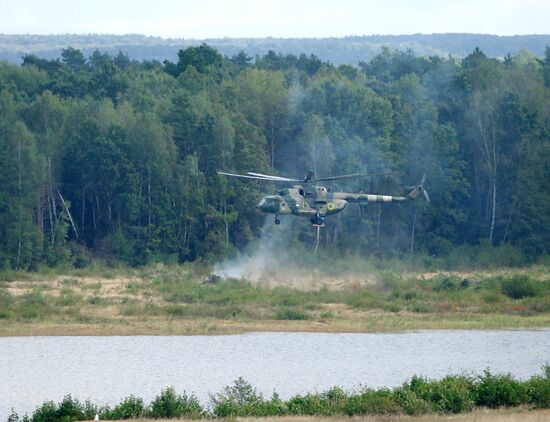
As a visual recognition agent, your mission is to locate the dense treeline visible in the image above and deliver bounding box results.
[0,44,549,269]
[8,368,550,420]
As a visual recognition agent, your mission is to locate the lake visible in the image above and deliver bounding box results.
[2,329,549,419]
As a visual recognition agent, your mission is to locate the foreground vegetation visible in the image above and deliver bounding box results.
[1,263,548,335]
[8,368,550,421]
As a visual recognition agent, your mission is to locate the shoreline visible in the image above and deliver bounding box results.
[1,315,549,336]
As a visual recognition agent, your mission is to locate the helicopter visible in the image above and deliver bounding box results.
[218,170,429,227]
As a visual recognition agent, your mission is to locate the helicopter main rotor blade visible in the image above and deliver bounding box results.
[423,189,431,203]
[247,172,301,182]
[312,171,397,182]
[217,171,296,182]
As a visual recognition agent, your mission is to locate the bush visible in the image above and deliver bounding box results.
[500,275,540,299]
[252,392,288,417]
[149,387,203,419]
[404,291,417,301]
[319,387,347,415]
[9,368,550,421]
[474,243,527,268]
[343,389,400,415]
[275,307,310,320]
[394,387,430,415]
[476,371,527,407]
[15,290,51,320]
[385,303,401,313]
[104,396,144,419]
[525,366,550,408]
[410,303,430,313]
[31,395,96,422]
[0,288,12,319]
[211,377,264,417]
[434,275,463,292]
[286,394,325,415]
[408,375,475,413]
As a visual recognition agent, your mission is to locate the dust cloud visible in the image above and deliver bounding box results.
[213,218,294,282]
[212,217,376,290]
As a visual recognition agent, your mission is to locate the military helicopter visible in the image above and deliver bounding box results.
[218,170,429,226]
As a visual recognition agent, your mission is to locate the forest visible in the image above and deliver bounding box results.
[2,33,550,65]
[0,43,549,269]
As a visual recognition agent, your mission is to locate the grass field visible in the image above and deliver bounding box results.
[0,263,549,336]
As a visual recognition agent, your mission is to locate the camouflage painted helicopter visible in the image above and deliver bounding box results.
[218,170,429,226]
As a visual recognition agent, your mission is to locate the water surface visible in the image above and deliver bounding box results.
[2,330,549,419]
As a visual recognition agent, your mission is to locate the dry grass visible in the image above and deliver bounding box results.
[88,407,550,422]
[1,265,548,336]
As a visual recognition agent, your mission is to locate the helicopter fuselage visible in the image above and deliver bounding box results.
[217,170,427,226]
[256,184,407,220]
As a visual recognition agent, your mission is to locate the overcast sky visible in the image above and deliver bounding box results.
[1,0,548,38]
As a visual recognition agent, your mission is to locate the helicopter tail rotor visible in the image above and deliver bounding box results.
[407,174,430,203]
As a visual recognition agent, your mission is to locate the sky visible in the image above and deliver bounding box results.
[1,0,549,38]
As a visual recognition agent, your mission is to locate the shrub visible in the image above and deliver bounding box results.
[343,389,400,415]
[105,396,144,419]
[318,387,347,415]
[286,394,325,415]
[500,275,540,299]
[30,401,57,422]
[434,275,463,292]
[211,377,264,417]
[7,409,20,422]
[0,288,12,319]
[525,376,550,408]
[404,291,417,301]
[410,303,430,313]
[252,392,288,417]
[482,290,504,304]
[525,366,550,408]
[149,387,203,419]
[31,395,95,422]
[394,387,430,415]
[385,303,402,313]
[270,290,304,307]
[475,371,527,407]
[408,375,475,413]
[16,290,51,320]
[275,307,310,320]
[320,311,334,319]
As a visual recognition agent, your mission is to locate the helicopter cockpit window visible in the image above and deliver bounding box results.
[298,188,305,196]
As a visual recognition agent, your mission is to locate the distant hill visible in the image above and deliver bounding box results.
[1,33,549,65]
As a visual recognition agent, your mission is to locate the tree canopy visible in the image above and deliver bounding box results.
[0,44,548,268]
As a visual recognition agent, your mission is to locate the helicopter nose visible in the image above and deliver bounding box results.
[257,198,266,209]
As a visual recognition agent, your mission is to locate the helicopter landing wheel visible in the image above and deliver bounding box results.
[311,216,324,226]
[275,216,281,225]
